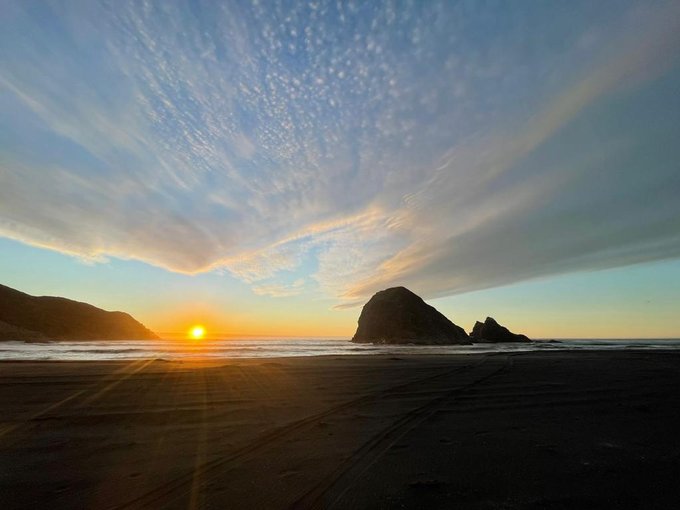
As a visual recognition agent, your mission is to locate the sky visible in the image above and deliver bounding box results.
[1,0,680,338]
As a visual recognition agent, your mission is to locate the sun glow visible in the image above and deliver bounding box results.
[189,325,206,340]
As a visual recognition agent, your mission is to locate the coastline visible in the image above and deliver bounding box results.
[2,350,680,509]
[3,338,680,364]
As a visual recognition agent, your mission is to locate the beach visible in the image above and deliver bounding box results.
[2,351,680,509]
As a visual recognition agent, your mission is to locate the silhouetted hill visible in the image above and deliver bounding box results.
[352,287,470,344]
[0,284,158,341]
[470,317,530,343]
[0,320,48,341]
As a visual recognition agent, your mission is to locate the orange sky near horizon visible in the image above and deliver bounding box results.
[137,259,680,340]
[1,238,680,340]
[144,301,356,339]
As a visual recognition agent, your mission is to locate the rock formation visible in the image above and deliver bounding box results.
[0,283,159,341]
[469,317,530,343]
[352,287,470,344]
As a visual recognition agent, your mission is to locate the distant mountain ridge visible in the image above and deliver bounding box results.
[0,283,158,341]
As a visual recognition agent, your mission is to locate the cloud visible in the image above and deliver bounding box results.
[1,1,679,304]
[252,279,306,298]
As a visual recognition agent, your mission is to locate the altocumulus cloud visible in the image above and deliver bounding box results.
[1,0,679,305]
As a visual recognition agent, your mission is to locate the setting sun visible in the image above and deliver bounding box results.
[189,325,206,340]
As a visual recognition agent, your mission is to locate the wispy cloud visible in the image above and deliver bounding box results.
[252,279,306,298]
[1,1,679,305]
[340,1,680,302]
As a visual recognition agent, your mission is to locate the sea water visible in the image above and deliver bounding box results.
[1,338,680,361]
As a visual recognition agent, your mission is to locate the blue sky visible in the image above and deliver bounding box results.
[1,1,680,337]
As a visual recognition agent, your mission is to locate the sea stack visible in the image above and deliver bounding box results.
[352,287,470,344]
[469,317,530,343]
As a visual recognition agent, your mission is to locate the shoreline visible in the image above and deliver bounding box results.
[2,345,680,364]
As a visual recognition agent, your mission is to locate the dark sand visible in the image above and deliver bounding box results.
[1,351,680,509]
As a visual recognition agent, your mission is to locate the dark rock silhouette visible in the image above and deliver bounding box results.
[469,317,530,343]
[352,287,470,344]
[0,283,159,341]
[0,320,48,342]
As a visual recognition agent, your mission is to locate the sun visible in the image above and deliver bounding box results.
[188,325,206,340]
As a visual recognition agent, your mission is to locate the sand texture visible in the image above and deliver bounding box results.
[1,351,680,509]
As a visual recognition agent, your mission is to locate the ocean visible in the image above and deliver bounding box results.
[1,338,680,361]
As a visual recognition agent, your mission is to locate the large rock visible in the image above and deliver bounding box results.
[469,317,530,343]
[0,283,159,341]
[352,287,470,344]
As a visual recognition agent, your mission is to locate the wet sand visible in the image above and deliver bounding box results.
[1,351,680,509]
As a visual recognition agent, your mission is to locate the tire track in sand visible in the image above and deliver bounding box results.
[290,354,513,510]
[114,356,495,509]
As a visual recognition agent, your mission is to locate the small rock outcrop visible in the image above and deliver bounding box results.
[0,283,159,341]
[352,287,470,344]
[469,317,530,343]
